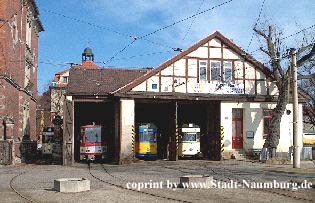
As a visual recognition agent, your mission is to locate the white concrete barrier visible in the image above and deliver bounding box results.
[54,178,90,193]
[179,175,213,189]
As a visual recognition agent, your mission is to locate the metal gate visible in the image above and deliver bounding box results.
[0,140,13,165]
[63,100,74,165]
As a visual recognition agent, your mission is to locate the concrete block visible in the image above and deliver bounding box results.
[54,178,90,193]
[180,175,213,189]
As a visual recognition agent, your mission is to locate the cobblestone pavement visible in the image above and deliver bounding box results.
[0,160,314,203]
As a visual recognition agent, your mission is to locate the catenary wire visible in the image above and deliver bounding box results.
[246,0,266,51]
[181,0,206,43]
[137,0,234,40]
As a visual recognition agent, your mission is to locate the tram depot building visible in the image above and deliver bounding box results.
[63,31,305,165]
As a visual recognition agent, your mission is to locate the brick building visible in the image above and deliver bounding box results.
[0,0,43,153]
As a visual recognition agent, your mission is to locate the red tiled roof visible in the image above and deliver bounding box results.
[74,61,100,69]
[55,61,100,76]
[67,68,149,95]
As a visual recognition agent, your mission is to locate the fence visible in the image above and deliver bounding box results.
[20,140,38,163]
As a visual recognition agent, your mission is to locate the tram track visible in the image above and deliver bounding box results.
[88,163,193,203]
[9,171,38,203]
[204,164,313,202]
[162,162,313,202]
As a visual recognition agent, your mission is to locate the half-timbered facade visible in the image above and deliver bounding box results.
[64,31,304,165]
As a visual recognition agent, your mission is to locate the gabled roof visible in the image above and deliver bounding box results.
[55,69,70,76]
[114,31,273,93]
[67,68,149,96]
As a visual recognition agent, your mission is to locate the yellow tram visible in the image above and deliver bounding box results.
[136,123,158,159]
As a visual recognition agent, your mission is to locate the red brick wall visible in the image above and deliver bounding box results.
[0,0,42,147]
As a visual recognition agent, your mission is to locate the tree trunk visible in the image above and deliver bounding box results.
[263,81,289,158]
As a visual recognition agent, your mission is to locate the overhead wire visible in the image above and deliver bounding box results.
[137,0,234,40]
[103,39,137,65]
[42,9,175,51]
[246,0,266,52]
[281,24,315,41]
[42,1,234,66]
[104,0,234,63]
[142,38,174,50]
[95,0,234,65]
[10,49,174,68]
[42,9,131,39]
[96,50,173,63]
[248,24,315,63]
[181,0,206,43]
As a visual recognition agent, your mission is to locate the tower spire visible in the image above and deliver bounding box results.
[82,47,94,63]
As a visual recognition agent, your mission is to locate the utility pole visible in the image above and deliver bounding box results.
[290,48,301,168]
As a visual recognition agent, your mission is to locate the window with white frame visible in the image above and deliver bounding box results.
[199,61,207,81]
[223,61,232,81]
[211,61,221,81]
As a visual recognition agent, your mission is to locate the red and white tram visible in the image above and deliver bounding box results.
[79,124,107,161]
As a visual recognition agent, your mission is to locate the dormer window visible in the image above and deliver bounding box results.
[62,76,68,83]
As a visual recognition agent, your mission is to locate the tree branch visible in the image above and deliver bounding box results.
[253,27,267,39]
[297,43,315,67]
[259,47,270,56]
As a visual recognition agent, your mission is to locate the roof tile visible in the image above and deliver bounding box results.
[67,68,148,95]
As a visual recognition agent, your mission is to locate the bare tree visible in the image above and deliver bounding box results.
[296,28,315,129]
[254,25,315,157]
[299,61,315,128]
[50,88,65,114]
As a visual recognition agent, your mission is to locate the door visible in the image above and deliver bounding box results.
[232,109,243,149]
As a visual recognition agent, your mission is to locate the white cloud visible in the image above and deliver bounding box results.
[86,0,176,23]
[84,0,315,54]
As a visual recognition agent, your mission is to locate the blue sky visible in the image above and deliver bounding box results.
[36,0,315,94]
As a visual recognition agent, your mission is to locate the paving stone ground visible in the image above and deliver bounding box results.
[0,160,314,203]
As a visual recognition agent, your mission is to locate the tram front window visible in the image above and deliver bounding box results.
[140,131,156,142]
[182,133,197,141]
[85,127,101,143]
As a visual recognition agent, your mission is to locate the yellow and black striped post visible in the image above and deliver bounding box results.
[175,124,179,158]
[131,125,135,158]
[220,126,224,157]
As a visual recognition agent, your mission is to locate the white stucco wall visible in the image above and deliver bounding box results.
[147,75,159,92]
[120,99,135,160]
[132,81,146,91]
[220,102,303,153]
[131,37,272,96]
